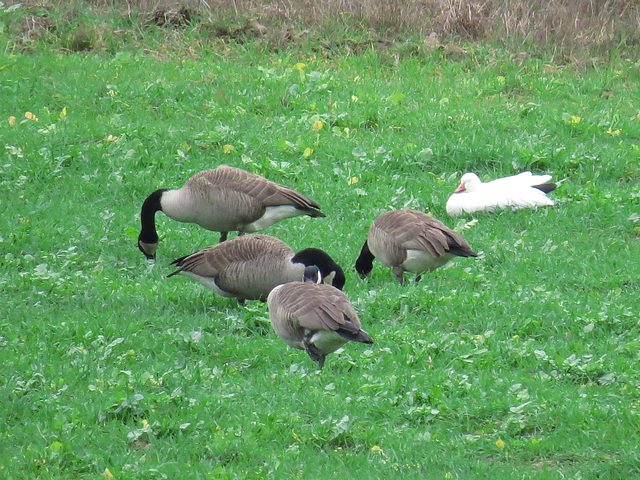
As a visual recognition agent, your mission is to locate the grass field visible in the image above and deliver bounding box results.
[1,4,640,478]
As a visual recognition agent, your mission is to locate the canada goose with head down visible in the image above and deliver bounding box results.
[138,165,325,259]
[267,273,373,370]
[355,209,477,284]
[168,234,345,305]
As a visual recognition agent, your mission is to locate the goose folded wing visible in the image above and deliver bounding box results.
[488,182,554,209]
[264,186,323,212]
[217,166,322,211]
[398,219,450,257]
[489,172,553,188]
[169,248,221,277]
[282,285,359,331]
[297,299,353,331]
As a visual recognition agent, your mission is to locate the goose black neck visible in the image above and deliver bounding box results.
[292,248,346,290]
[354,241,374,276]
[139,189,167,244]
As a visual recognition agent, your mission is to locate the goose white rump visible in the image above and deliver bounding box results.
[446,172,556,216]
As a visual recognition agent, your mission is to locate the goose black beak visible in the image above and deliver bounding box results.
[138,242,156,260]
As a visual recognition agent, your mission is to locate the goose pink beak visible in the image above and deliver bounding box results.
[454,183,466,193]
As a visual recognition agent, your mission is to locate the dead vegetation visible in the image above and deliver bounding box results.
[3,0,640,58]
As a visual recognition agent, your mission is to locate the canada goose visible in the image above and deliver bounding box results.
[446,172,557,216]
[355,209,477,284]
[167,234,345,305]
[138,165,325,259]
[267,275,373,370]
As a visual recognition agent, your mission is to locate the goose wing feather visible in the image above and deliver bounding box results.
[192,166,322,212]
[492,185,554,209]
[170,235,299,300]
[487,171,553,188]
[372,209,472,259]
[272,283,362,333]
[171,235,292,275]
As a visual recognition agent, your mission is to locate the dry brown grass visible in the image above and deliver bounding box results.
[5,0,640,57]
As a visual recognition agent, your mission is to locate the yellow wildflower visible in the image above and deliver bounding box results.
[8,116,16,126]
[370,445,383,453]
[496,439,505,449]
[294,62,306,70]
[348,177,358,185]
[303,147,313,158]
[312,120,324,131]
[223,144,235,153]
[25,112,39,122]
[104,468,114,478]
[570,116,581,124]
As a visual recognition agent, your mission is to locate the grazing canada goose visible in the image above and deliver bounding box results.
[267,273,373,370]
[355,209,477,284]
[138,165,325,259]
[446,171,557,216]
[167,234,345,305]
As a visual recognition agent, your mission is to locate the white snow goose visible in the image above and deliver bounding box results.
[446,172,557,216]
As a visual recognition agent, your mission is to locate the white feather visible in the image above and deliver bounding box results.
[245,205,306,232]
[174,271,235,298]
[403,249,453,273]
[307,330,348,355]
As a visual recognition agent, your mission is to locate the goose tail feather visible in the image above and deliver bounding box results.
[533,182,557,194]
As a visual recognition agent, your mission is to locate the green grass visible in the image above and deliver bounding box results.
[1,27,640,479]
